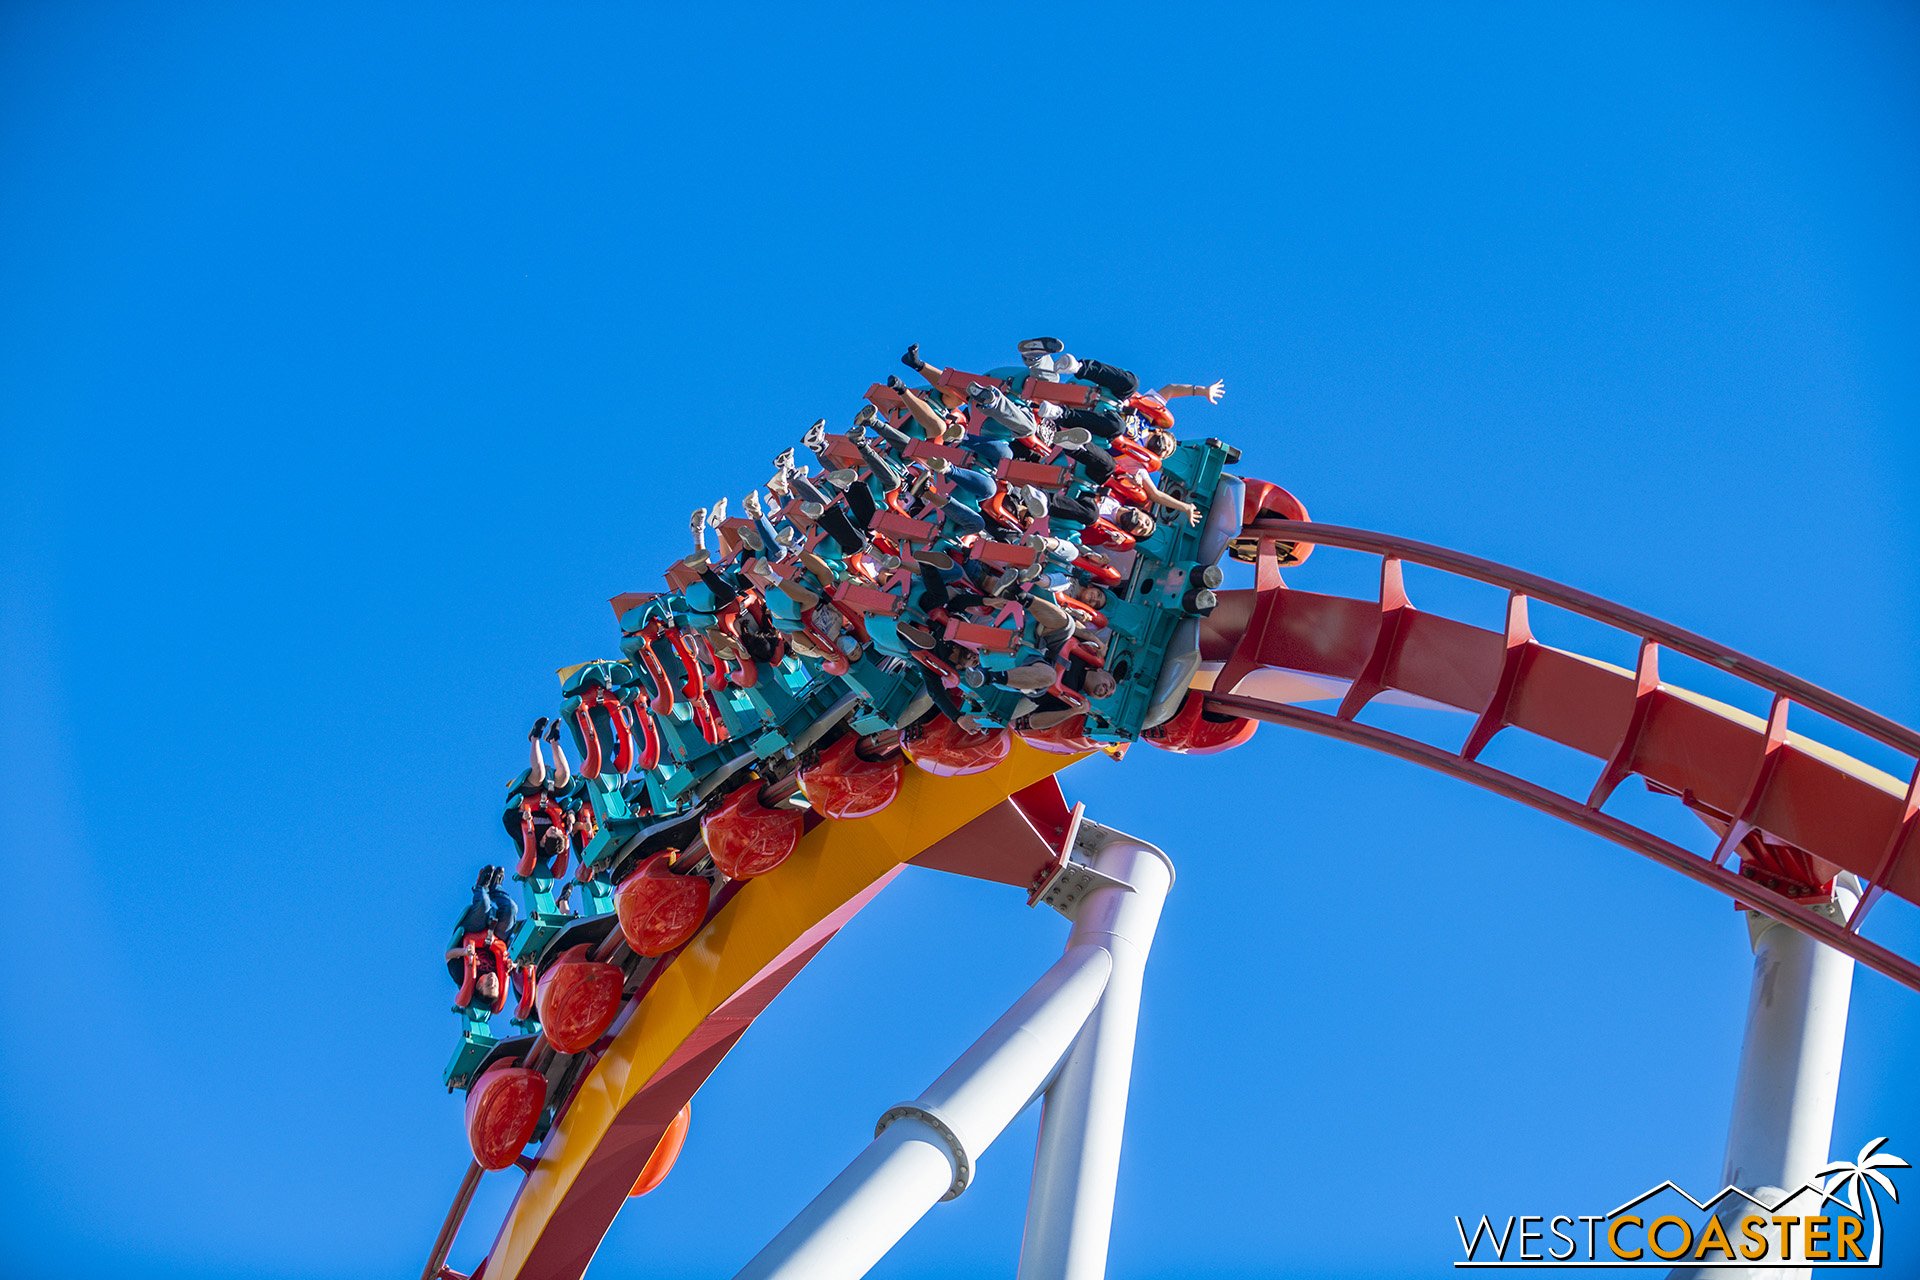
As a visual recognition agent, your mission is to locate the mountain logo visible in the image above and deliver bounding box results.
[1453,1137,1907,1268]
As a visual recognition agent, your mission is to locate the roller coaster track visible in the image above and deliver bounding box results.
[1204,521,1919,994]
[428,517,1919,1280]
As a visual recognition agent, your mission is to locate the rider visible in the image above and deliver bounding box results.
[525,717,571,791]
[457,864,520,938]
[447,865,519,1008]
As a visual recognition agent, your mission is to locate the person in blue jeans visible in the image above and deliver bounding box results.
[924,454,994,535]
[457,864,520,939]
[448,865,520,1004]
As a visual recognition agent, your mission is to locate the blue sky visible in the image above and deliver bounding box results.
[3,3,1916,1277]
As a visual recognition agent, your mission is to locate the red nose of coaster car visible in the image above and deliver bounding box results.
[614,851,712,957]
[902,715,1012,777]
[534,943,626,1053]
[800,733,905,820]
[1231,478,1314,567]
[701,780,804,879]
[1019,714,1103,756]
[1142,690,1259,755]
[464,1065,547,1170]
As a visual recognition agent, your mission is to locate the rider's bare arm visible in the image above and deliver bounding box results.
[1155,380,1226,404]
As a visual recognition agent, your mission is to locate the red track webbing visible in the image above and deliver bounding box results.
[1200,524,1920,921]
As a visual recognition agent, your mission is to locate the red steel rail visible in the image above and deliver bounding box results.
[1203,520,1920,992]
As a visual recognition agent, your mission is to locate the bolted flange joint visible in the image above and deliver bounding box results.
[875,1102,972,1201]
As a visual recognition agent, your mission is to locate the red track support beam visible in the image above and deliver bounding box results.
[1587,639,1662,809]
[1336,558,1413,721]
[1460,592,1533,762]
[1711,694,1793,868]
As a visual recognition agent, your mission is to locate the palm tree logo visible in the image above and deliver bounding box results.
[1818,1136,1910,1264]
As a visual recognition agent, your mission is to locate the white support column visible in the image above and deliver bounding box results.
[1018,829,1175,1280]
[733,942,1114,1280]
[1671,876,1859,1280]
